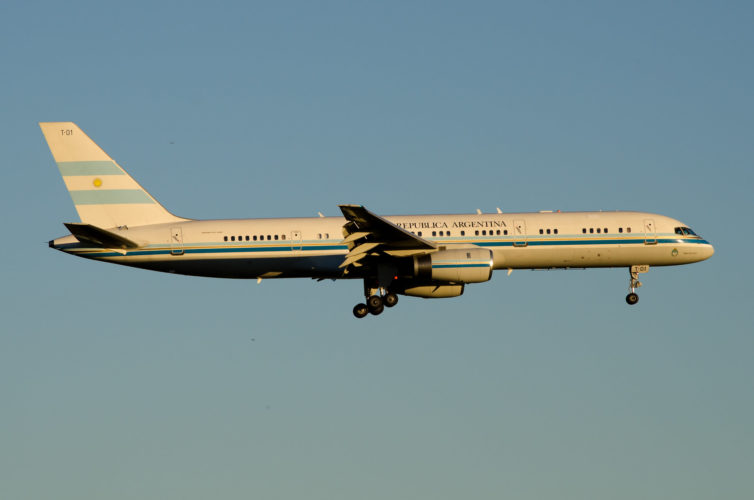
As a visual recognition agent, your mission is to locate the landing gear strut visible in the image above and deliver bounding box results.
[626,265,648,306]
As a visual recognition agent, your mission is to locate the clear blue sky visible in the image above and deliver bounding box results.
[2,1,752,499]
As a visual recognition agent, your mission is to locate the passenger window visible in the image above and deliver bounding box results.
[546,229,551,234]
[253,235,257,241]
[432,231,437,237]
[554,229,558,234]
[418,231,422,237]
[627,227,631,233]
[461,230,465,236]
[281,234,286,240]
[539,229,543,234]
[274,235,279,240]
[504,230,508,235]
[475,230,479,236]
[325,233,329,239]
[619,228,623,233]
[582,228,586,234]
[604,228,608,233]
[231,236,235,241]
[590,228,594,234]
[245,235,249,241]
[267,235,271,240]
[596,228,601,233]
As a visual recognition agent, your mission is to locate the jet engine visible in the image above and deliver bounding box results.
[411,248,493,283]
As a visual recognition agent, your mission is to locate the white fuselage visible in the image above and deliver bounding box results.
[51,210,714,279]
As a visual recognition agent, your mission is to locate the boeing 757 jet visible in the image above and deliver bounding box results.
[41,122,714,318]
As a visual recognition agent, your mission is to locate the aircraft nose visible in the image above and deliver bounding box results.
[694,240,714,262]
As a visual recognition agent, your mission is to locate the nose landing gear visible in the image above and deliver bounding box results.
[626,265,649,306]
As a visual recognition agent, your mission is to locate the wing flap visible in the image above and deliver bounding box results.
[341,231,370,244]
[346,241,381,258]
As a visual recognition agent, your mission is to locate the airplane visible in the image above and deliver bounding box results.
[41,122,714,318]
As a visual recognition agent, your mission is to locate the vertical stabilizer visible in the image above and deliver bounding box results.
[40,122,186,228]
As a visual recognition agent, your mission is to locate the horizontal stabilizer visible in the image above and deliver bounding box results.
[64,223,139,249]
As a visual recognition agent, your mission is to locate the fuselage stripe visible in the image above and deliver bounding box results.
[66,237,709,259]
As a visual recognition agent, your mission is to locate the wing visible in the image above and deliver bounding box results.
[338,204,436,270]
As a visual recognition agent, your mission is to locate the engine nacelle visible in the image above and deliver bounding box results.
[413,248,493,283]
[402,284,465,298]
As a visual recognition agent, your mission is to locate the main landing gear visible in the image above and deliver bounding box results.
[353,289,399,318]
[626,265,649,306]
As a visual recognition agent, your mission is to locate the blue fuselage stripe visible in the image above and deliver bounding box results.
[68,237,709,259]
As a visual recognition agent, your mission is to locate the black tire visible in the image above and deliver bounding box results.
[384,292,399,308]
[626,293,639,305]
[353,303,369,318]
[367,295,383,311]
[370,304,384,316]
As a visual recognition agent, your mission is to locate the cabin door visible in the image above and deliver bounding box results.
[643,219,657,245]
[170,227,184,255]
[513,219,527,247]
[291,230,303,252]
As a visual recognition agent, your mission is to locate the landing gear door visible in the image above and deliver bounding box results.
[644,219,657,245]
[291,230,302,252]
[513,219,527,247]
[170,227,184,255]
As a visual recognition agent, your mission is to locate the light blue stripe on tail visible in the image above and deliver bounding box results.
[57,161,125,176]
[70,189,155,205]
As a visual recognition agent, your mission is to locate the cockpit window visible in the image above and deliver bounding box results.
[675,226,699,236]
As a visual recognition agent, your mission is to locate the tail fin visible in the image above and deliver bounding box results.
[39,122,186,228]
